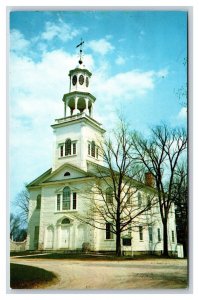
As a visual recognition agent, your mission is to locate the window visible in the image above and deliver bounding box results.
[148,226,153,242]
[91,141,95,157]
[56,189,77,211]
[64,172,70,176]
[172,230,175,243]
[158,228,161,242]
[123,238,131,246]
[88,141,99,159]
[106,223,113,239]
[138,192,142,208]
[62,218,70,224]
[88,143,91,155]
[73,192,77,210]
[60,145,64,157]
[72,143,76,155]
[106,187,113,204]
[63,187,70,210]
[36,194,41,209]
[60,140,76,157]
[139,226,143,241]
[57,194,61,211]
[65,139,71,156]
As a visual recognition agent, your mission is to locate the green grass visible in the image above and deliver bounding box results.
[10,263,57,289]
[11,252,172,260]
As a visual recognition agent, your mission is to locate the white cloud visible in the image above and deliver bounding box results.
[41,20,80,42]
[10,49,95,152]
[90,68,162,130]
[115,56,125,65]
[10,30,30,52]
[87,38,114,55]
[93,70,155,100]
[178,107,187,119]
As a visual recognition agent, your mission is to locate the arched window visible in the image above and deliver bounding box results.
[138,192,142,208]
[36,194,41,209]
[65,139,71,156]
[63,187,71,210]
[64,171,71,176]
[106,187,113,204]
[62,218,70,225]
[91,141,95,157]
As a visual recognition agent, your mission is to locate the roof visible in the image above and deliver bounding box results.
[86,161,158,193]
[27,161,157,194]
[26,163,91,188]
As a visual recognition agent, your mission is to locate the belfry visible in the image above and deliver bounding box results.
[51,41,105,171]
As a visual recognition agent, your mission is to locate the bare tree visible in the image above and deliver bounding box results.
[131,124,187,256]
[14,185,30,227]
[10,213,21,240]
[10,213,27,241]
[77,120,157,256]
[171,162,188,256]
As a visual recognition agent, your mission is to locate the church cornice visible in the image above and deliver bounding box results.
[51,113,106,134]
[69,68,92,77]
[62,91,96,102]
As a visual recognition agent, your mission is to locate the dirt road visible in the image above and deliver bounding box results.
[10,257,188,290]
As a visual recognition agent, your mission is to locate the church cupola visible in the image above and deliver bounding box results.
[52,40,105,172]
[62,40,95,118]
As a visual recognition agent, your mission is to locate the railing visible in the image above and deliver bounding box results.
[55,112,87,124]
[55,113,101,126]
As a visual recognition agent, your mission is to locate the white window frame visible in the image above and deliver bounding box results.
[87,140,99,160]
[58,140,77,158]
[56,191,78,211]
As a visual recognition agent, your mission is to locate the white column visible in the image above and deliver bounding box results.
[65,99,71,117]
[85,98,89,115]
[90,104,93,118]
[73,96,78,115]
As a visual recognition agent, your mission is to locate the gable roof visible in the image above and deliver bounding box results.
[27,163,90,188]
[26,168,52,188]
[86,161,158,194]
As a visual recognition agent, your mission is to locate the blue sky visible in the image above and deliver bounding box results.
[9,10,187,212]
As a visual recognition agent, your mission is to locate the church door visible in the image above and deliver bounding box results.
[61,227,70,248]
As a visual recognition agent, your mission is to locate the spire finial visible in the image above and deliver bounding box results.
[76,38,84,65]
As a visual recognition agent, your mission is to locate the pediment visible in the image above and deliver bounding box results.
[42,163,89,183]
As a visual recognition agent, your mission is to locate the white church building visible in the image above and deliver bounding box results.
[26,45,177,255]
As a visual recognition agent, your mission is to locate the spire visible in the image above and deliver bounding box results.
[76,38,84,65]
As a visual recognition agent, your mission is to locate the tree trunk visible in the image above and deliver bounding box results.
[163,219,169,257]
[116,231,122,256]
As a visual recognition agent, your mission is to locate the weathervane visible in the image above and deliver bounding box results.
[76,38,84,65]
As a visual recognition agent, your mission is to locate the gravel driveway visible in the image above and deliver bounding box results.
[10,257,188,290]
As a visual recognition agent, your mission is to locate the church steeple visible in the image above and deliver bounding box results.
[51,41,105,172]
[62,40,95,118]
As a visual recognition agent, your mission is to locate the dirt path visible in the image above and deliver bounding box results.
[10,257,188,290]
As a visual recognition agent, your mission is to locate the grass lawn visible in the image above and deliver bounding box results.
[10,263,57,289]
[11,252,179,260]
